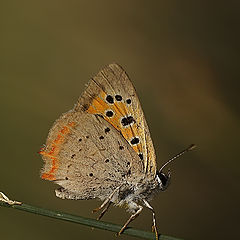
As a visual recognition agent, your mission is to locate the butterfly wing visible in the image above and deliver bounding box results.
[76,63,157,176]
[40,110,143,200]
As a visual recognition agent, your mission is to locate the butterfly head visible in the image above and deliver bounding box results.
[156,170,171,191]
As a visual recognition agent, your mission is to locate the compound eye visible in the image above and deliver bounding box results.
[159,172,168,186]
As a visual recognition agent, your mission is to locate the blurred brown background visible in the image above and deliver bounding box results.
[1,1,239,240]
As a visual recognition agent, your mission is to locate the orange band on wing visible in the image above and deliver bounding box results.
[87,96,107,113]
[40,122,75,180]
[86,95,143,155]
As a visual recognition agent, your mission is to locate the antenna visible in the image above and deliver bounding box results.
[159,144,196,173]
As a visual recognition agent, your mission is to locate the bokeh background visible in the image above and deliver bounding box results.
[1,1,239,240]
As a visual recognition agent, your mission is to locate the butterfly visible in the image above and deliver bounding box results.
[40,63,194,239]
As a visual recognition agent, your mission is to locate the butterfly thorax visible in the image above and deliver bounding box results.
[111,175,159,212]
[111,170,171,213]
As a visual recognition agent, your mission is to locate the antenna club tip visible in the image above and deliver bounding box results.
[188,144,197,151]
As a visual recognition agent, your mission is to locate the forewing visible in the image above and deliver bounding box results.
[75,63,157,176]
[40,110,143,200]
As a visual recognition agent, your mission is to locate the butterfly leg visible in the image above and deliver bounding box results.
[0,192,22,205]
[92,186,120,219]
[143,199,158,240]
[118,204,143,236]
[96,201,111,220]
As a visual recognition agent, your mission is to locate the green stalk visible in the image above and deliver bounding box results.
[0,200,183,240]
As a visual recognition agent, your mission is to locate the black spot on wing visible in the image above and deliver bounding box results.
[121,116,135,126]
[138,153,143,160]
[115,95,122,101]
[106,95,114,104]
[105,127,110,133]
[126,99,131,104]
[106,110,114,117]
[130,137,140,145]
